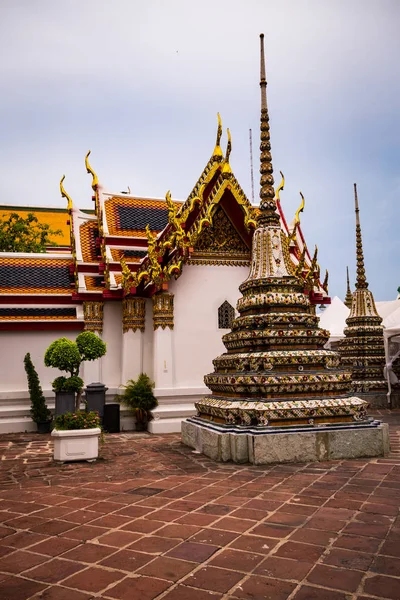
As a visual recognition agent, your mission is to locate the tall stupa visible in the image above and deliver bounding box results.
[182,35,389,463]
[339,184,387,404]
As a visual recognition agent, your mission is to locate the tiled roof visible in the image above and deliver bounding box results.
[104,196,182,237]
[80,221,99,262]
[110,248,147,263]
[84,276,104,291]
[0,206,71,246]
[0,257,72,294]
[0,308,76,320]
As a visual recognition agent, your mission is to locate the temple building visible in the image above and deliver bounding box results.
[338,184,387,403]
[181,35,389,463]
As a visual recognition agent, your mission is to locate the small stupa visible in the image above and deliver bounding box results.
[182,35,389,463]
[339,184,387,404]
[344,267,353,309]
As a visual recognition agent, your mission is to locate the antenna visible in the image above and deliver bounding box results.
[249,128,255,203]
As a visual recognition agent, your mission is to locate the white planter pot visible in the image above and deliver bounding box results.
[51,428,101,461]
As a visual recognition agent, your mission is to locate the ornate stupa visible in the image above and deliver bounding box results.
[339,184,387,401]
[190,35,370,431]
[344,266,353,309]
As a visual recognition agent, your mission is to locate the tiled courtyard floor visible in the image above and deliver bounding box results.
[0,410,399,600]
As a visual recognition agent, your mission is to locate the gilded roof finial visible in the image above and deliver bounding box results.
[275,171,285,203]
[212,113,224,161]
[354,183,368,290]
[295,192,305,224]
[257,33,277,226]
[85,150,99,191]
[344,266,353,308]
[60,175,73,211]
[222,128,233,176]
[322,269,329,293]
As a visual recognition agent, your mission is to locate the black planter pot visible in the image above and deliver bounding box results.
[37,420,52,434]
[55,391,75,416]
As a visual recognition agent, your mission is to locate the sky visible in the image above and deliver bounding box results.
[0,0,399,301]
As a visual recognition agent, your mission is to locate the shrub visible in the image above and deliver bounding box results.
[52,375,84,393]
[76,331,106,361]
[24,353,52,424]
[53,411,101,430]
[118,373,158,423]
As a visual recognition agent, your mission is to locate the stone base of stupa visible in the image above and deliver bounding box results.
[181,418,389,464]
[353,391,390,409]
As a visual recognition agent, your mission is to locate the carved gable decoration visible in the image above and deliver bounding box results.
[190,206,250,265]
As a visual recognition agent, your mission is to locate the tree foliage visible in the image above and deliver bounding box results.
[24,352,52,423]
[0,212,62,252]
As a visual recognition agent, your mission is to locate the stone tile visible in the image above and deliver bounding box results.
[24,557,85,583]
[62,565,124,592]
[145,509,186,522]
[62,542,117,562]
[307,564,363,592]
[89,513,132,528]
[275,541,325,562]
[184,565,243,593]
[1,530,47,548]
[0,549,47,573]
[121,518,164,533]
[230,534,278,554]
[0,575,46,600]
[381,539,400,558]
[209,548,265,571]
[289,527,334,546]
[371,555,400,577]
[265,511,309,526]
[96,530,142,547]
[105,575,171,599]
[114,505,151,518]
[363,574,400,599]
[29,536,80,557]
[255,556,313,581]
[155,524,202,539]
[30,586,93,599]
[332,533,381,553]
[230,574,296,599]
[250,523,295,539]
[138,556,196,581]
[197,504,233,516]
[176,513,218,527]
[129,535,179,554]
[31,520,76,536]
[322,547,374,571]
[100,548,154,571]
[190,529,239,547]
[167,541,219,562]
[342,521,391,538]
[211,516,254,533]
[161,585,223,599]
[292,585,350,600]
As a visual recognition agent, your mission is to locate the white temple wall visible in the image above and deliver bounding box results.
[142,298,154,380]
[101,302,122,392]
[0,330,79,399]
[169,264,248,390]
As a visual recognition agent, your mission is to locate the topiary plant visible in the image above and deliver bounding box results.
[24,353,52,428]
[44,332,107,410]
[117,373,158,430]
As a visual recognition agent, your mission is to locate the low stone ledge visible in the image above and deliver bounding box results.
[181,419,390,464]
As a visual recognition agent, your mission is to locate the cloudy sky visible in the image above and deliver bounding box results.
[1,0,399,301]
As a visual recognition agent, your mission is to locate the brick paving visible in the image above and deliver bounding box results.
[0,409,398,600]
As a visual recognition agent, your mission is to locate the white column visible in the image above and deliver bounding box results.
[82,301,104,384]
[152,292,174,390]
[120,298,146,385]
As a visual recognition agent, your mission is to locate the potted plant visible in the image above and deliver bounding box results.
[118,373,158,431]
[51,410,102,461]
[44,331,106,414]
[24,353,52,433]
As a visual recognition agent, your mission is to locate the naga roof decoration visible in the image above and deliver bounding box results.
[339,184,386,395]
[194,33,369,429]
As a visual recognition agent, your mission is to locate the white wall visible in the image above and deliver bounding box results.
[0,330,79,398]
[170,264,248,390]
[142,298,154,380]
[101,302,122,390]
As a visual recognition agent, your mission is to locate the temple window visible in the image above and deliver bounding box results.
[218,301,235,329]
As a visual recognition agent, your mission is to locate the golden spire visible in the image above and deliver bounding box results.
[257,33,278,226]
[222,128,232,175]
[344,266,353,308]
[354,183,368,289]
[60,175,73,211]
[295,192,305,224]
[85,150,99,191]
[212,113,224,160]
